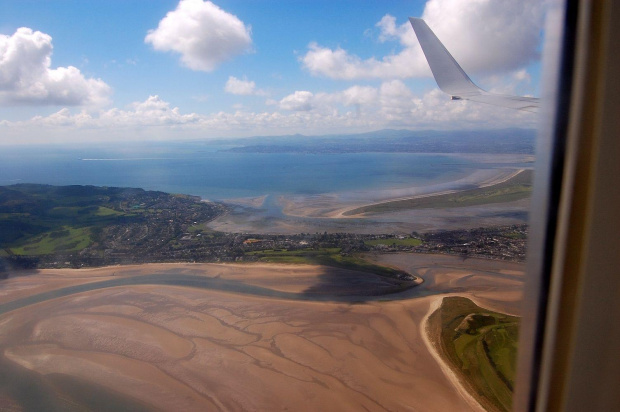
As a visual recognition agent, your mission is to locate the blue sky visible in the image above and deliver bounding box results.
[0,0,544,143]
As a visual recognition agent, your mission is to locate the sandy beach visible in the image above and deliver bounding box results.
[0,256,523,411]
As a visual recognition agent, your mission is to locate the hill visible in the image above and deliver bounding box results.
[0,184,224,270]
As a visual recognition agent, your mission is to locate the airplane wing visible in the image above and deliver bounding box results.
[409,17,539,113]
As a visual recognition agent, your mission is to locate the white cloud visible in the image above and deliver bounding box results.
[300,0,543,80]
[279,91,314,111]
[274,81,537,130]
[341,85,378,106]
[422,0,543,73]
[378,80,416,120]
[224,75,267,96]
[145,0,252,72]
[0,27,111,106]
[1,86,538,144]
[300,42,424,81]
[22,95,200,132]
[10,95,204,132]
[513,69,531,82]
[101,95,201,126]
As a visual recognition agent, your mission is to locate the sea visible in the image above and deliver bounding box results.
[0,141,511,200]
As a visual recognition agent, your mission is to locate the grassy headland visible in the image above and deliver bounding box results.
[428,296,519,412]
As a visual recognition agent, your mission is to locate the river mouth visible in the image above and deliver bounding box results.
[0,269,427,316]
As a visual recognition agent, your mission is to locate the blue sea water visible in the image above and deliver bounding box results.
[0,142,478,200]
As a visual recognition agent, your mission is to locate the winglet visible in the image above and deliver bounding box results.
[408,17,480,97]
[409,17,539,112]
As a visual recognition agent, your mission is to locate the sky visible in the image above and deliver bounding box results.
[0,0,545,144]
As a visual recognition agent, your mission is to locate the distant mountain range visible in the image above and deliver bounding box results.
[221,128,536,155]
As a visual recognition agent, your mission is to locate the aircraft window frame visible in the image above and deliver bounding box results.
[513,0,576,409]
[515,0,620,410]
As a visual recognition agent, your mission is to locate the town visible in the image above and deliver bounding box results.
[0,184,527,273]
[4,223,528,271]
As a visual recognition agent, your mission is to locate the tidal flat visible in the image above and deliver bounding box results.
[0,256,523,411]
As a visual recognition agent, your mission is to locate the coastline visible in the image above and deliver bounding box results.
[207,165,531,234]
[421,296,486,412]
[422,294,522,412]
[278,168,526,219]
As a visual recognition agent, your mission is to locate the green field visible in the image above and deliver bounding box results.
[246,247,411,280]
[345,169,533,216]
[429,296,519,412]
[0,186,139,255]
[11,227,92,255]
